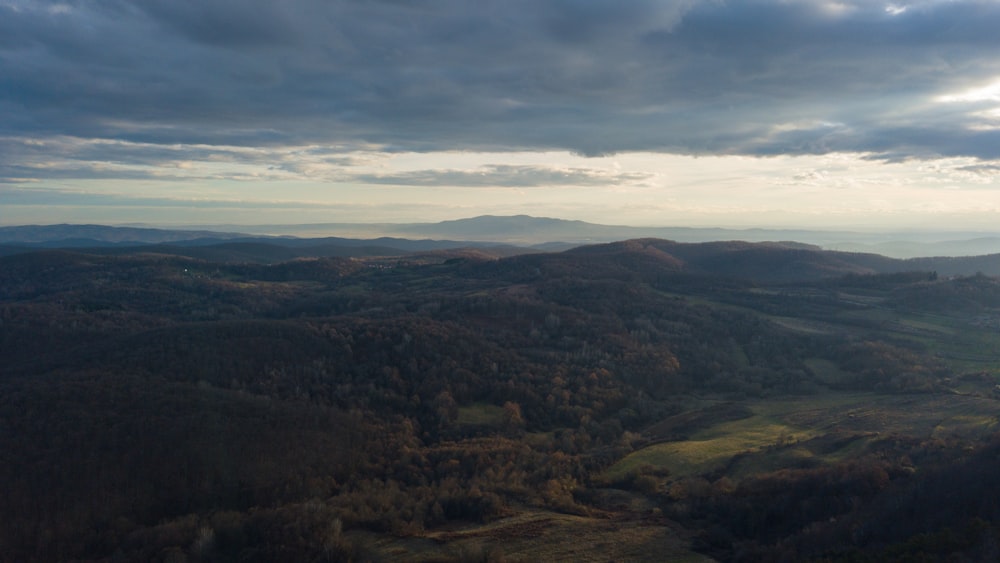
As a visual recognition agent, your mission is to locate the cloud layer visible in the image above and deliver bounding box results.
[4,0,1000,159]
[4,0,1000,229]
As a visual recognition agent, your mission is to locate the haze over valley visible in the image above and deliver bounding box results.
[8,215,1000,260]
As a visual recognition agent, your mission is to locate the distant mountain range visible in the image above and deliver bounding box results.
[183,215,1000,258]
[4,215,1000,260]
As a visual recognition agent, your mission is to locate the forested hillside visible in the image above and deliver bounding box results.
[3,240,1000,561]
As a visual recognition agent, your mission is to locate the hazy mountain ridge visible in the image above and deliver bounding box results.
[460,238,1000,282]
[5,222,1000,280]
[826,237,1000,259]
[0,224,535,262]
[8,216,1000,258]
[0,223,249,244]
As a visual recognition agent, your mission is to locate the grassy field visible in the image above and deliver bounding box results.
[353,509,713,562]
[456,403,507,427]
[606,391,1000,483]
[684,281,1000,378]
[606,400,825,481]
[821,303,1000,375]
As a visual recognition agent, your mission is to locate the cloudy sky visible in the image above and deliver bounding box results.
[4,0,1000,230]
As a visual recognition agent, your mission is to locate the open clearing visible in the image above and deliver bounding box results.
[360,509,713,562]
[456,403,506,426]
[608,391,1000,482]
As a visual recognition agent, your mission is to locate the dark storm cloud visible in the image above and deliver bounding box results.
[0,136,265,167]
[3,0,1000,168]
[0,163,176,183]
[0,136,277,182]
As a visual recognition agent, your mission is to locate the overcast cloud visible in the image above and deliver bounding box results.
[3,0,1000,227]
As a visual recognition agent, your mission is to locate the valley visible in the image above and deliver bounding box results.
[3,235,1000,561]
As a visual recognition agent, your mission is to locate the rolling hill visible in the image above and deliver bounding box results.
[5,230,1000,561]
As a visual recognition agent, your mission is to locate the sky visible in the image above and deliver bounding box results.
[3,0,1000,231]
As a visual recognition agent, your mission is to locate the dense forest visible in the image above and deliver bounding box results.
[3,238,1000,561]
